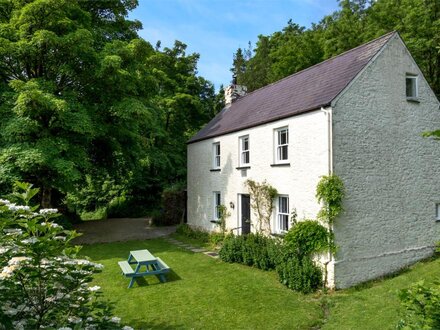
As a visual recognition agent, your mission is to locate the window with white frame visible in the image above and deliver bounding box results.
[277,195,289,232]
[275,127,289,163]
[406,74,418,99]
[436,203,440,221]
[213,192,221,220]
[239,135,250,166]
[212,142,220,169]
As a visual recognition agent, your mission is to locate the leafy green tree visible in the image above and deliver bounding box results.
[0,0,221,214]
[0,183,132,329]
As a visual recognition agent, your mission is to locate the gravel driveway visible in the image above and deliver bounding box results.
[72,217,177,245]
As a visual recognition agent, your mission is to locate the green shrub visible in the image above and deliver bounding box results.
[276,255,323,294]
[209,232,226,247]
[175,224,210,243]
[80,207,108,221]
[219,234,245,263]
[397,280,440,329]
[284,220,333,258]
[219,233,281,270]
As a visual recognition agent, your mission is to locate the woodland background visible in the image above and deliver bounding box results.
[0,0,438,222]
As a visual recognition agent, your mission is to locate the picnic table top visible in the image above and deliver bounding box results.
[129,249,156,263]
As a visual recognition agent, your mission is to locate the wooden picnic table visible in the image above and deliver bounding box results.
[118,249,170,288]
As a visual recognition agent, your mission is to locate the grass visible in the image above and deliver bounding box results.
[81,239,322,329]
[80,239,440,329]
[322,257,440,329]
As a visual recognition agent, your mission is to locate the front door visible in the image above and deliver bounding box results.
[241,194,251,234]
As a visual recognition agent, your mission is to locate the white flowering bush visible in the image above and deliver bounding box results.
[0,183,133,330]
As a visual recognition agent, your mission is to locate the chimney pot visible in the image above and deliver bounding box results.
[224,79,247,106]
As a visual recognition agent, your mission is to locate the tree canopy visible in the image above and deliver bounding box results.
[0,0,221,214]
[232,0,440,99]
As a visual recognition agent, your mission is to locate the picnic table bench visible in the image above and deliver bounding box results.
[118,249,170,288]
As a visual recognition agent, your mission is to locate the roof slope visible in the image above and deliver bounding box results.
[189,31,396,144]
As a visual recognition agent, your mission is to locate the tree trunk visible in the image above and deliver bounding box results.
[41,186,52,208]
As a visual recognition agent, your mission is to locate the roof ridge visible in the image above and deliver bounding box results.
[231,31,397,105]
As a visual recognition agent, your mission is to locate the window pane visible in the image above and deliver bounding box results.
[279,197,287,213]
[214,192,221,219]
[216,144,221,156]
[243,137,248,151]
[244,151,249,164]
[281,145,288,160]
[406,76,417,98]
[279,130,287,145]
[406,78,413,97]
[278,214,289,231]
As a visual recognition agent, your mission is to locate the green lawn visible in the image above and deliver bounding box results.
[80,240,440,329]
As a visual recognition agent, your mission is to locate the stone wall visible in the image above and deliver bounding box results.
[332,34,440,288]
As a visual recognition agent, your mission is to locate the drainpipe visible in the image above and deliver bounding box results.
[320,106,334,288]
[320,107,333,175]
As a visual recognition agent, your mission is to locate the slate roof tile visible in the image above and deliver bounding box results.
[189,31,396,144]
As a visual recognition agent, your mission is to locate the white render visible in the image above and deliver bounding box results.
[187,110,330,232]
[187,33,440,289]
[331,35,440,288]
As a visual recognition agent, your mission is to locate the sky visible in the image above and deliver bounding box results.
[129,0,340,89]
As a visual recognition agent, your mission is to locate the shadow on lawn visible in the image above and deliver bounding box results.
[129,269,182,287]
[79,238,195,262]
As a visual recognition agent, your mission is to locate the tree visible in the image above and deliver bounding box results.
[0,183,132,329]
[0,0,145,206]
[0,0,221,215]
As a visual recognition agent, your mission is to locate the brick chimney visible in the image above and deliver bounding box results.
[224,76,247,106]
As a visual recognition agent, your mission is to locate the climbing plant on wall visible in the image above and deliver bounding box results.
[245,179,278,234]
[316,174,345,225]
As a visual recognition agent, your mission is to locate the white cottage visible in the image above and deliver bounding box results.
[187,32,440,289]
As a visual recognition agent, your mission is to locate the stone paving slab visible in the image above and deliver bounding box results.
[163,237,217,258]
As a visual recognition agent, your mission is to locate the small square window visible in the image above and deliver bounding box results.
[212,142,220,169]
[406,74,418,100]
[436,203,440,221]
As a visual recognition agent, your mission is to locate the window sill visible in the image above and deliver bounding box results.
[210,168,221,172]
[210,220,220,224]
[270,163,290,167]
[406,97,420,103]
[236,166,251,170]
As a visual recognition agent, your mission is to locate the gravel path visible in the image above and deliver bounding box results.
[72,217,177,245]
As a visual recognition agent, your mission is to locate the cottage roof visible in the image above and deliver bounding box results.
[189,31,396,144]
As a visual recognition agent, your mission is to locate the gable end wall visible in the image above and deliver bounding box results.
[332,35,440,288]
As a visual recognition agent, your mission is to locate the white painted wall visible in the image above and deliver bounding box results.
[187,110,334,283]
[332,35,440,288]
[188,109,330,232]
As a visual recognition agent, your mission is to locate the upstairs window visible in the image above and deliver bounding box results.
[436,203,440,221]
[213,191,221,220]
[406,74,418,100]
[239,135,250,166]
[212,142,220,169]
[275,127,289,163]
[277,195,289,232]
